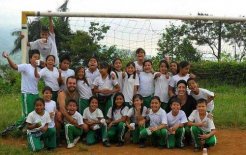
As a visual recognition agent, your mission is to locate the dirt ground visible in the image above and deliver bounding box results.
[1,129,246,155]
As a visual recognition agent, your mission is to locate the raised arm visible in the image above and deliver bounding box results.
[49,16,54,34]
[2,52,18,70]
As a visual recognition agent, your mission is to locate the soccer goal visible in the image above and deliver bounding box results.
[21,11,246,63]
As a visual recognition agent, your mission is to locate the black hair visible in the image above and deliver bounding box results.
[126,61,136,79]
[60,54,71,63]
[197,98,207,105]
[179,61,190,69]
[89,96,99,105]
[42,86,52,94]
[159,59,169,69]
[132,94,144,116]
[151,96,161,103]
[111,92,126,120]
[135,48,146,55]
[29,49,40,63]
[99,62,111,79]
[187,77,197,84]
[46,55,56,63]
[177,80,188,87]
[40,25,49,32]
[66,99,78,106]
[111,58,122,78]
[143,59,152,66]
[169,97,182,106]
[88,56,98,63]
[34,98,45,106]
[66,76,77,84]
[170,61,179,73]
[75,66,89,86]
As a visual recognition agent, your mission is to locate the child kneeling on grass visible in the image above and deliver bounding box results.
[26,98,56,152]
[139,96,168,148]
[188,98,217,151]
[64,99,84,149]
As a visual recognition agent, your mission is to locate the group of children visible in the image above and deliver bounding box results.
[2,17,217,152]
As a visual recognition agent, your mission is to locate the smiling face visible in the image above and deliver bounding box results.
[177,83,187,96]
[67,101,77,115]
[150,98,161,113]
[89,98,99,111]
[66,77,77,92]
[40,31,49,40]
[88,58,98,71]
[115,95,124,108]
[46,56,55,69]
[197,102,207,114]
[30,53,40,65]
[35,100,45,115]
[170,62,178,74]
[136,50,145,62]
[77,68,85,80]
[133,97,143,109]
[180,65,190,76]
[143,61,152,73]
[43,89,52,102]
[113,59,122,71]
[187,79,198,92]
[160,62,168,74]
[171,102,181,114]
[126,64,135,75]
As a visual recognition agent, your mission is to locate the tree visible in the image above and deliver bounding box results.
[157,23,201,62]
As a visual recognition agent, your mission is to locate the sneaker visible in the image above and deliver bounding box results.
[73,136,80,145]
[116,141,124,147]
[103,141,111,147]
[67,143,75,149]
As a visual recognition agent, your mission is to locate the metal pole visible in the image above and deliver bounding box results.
[218,21,222,61]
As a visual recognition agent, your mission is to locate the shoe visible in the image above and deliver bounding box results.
[116,141,124,147]
[73,136,80,145]
[67,143,75,149]
[103,141,111,147]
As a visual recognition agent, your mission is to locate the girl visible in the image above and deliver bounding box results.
[139,60,155,108]
[167,98,188,149]
[154,60,170,110]
[134,48,146,73]
[169,61,195,97]
[107,92,129,146]
[111,58,124,92]
[35,55,60,102]
[85,57,100,83]
[139,96,168,148]
[126,94,148,144]
[75,66,93,115]
[83,96,110,147]
[187,78,215,113]
[122,62,139,108]
[64,99,84,149]
[26,98,56,151]
[169,61,179,77]
[93,62,120,116]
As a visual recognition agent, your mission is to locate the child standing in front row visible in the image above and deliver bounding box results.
[83,96,111,147]
[139,96,168,148]
[122,62,139,108]
[64,99,84,149]
[167,98,188,149]
[126,94,148,145]
[75,66,93,115]
[188,98,217,151]
[154,60,170,110]
[187,78,215,113]
[26,98,56,152]
[139,60,155,108]
[107,92,129,146]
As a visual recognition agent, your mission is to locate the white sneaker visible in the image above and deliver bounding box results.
[73,136,80,145]
[67,143,75,149]
[92,124,100,130]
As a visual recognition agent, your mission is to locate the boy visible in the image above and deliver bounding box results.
[58,54,75,90]
[188,98,217,151]
[85,57,100,83]
[64,99,83,149]
[2,50,40,130]
[28,17,59,65]
[134,48,146,73]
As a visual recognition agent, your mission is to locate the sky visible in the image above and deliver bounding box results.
[1,0,246,63]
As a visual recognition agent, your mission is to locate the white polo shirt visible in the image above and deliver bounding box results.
[139,72,154,97]
[45,100,56,128]
[64,111,83,125]
[111,71,123,92]
[83,107,104,122]
[167,110,188,127]
[77,79,93,99]
[107,106,129,120]
[188,110,215,132]
[60,69,75,90]
[122,74,139,102]
[154,72,170,103]
[127,106,148,123]
[17,64,39,94]
[134,61,143,73]
[26,111,51,133]
[93,75,118,96]
[85,68,100,83]
[148,108,167,127]
[39,67,60,91]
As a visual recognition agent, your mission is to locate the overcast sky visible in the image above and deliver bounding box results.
[1,0,246,61]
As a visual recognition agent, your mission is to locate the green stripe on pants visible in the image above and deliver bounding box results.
[108,122,126,142]
[65,124,83,144]
[167,127,185,148]
[86,124,108,145]
[140,128,168,146]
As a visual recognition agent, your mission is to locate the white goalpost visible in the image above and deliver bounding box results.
[21,11,246,63]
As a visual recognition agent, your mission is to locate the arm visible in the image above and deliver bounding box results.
[187,121,206,127]
[2,52,18,70]
[150,123,166,132]
[199,129,216,140]
[133,85,138,95]
[49,16,54,34]
[40,123,49,132]
[57,69,63,85]
[168,86,175,97]
[34,66,40,78]
[27,123,41,130]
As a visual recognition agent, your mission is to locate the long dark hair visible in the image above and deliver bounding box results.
[132,94,144,115]
[126,61,136,79]
[75,66,89,86]
[99,62,112,79]
[111,92,126,120]
[111,58,122,78]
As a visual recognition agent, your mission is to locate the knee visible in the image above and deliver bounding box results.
[82,124,89,132]
[55,111,63,123]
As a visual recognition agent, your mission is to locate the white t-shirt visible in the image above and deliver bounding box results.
[60,69,75,90]
[64,111,83,126]
[139,72,154,97]
[127,106,148,123]
[107,106,129,120]
[134,61,143,73]
[188,110,215,132]
[93,75,118,96]
[122,74,139,103]
[148,108,167,127]
[30,32,59,64]
[26,111,51,133]
[45,100,56,128]
[85,68,100,83]
[111,71,123,92]
[39,67,60,91]
[83,107,104,122]
[77,79,93,99]
[17,64,39,94]
[169,74,190,94]
[190,88,215,112]
[154,72,170,103]
[167,110,188,127]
